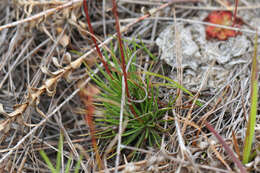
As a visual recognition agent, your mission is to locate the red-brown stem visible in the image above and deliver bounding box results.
[232,0,238,26]
[79,88,103,170]
[83,0,112,79]
[232,130,242,161]
[111,0,144,124]
[112,0,130,98]
[204,121,247,173]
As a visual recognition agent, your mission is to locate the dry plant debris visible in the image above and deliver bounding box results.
[0,0,259,172]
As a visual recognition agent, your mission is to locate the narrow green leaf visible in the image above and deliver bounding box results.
[56,133,63,172]
[39,150,57,173]
[123,130,142,146]
[122,128,142,137]
[152,82,202,107]
[144,71,193,96]
[242,33,259,164]
[65,155,72,173]
[74,155,83,173]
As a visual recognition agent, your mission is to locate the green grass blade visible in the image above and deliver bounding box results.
[65,155,72,173]
[39,150,57,173]
[242,33,259,164]
[122,128,141,137]
[74,155,83,173]
[56,133,63,172]
[143,71,192,94]
[151,129,161,147]
[123,130,142,146]
[151,81,202,107]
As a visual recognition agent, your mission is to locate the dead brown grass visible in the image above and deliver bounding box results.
[0,0,260,172]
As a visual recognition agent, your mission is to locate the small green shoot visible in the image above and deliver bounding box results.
[144,71,203,107]
[84,39,199,160]
[39,149,56,173]
[39,133,82,173]
[242,33,259,164]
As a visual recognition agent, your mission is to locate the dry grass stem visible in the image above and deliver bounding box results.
[0,0,259,172]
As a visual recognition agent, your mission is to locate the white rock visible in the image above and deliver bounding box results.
[156,20,252,88]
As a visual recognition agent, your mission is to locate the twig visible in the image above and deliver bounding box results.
[83,0,112,78]
[204,121,247,173]
[0,0,82,31]
[112,0,130,98]
[0,0,200,165]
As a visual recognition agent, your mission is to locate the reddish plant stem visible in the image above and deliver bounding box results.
[204,121,247,173]
[232,0,239,26]
[111,0,144,123]
[232,130,242,161]
[83,0,112,79]
[79,87,103,170]
[112,0,130,98]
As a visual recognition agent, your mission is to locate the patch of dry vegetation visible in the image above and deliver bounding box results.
[0,0,259,172]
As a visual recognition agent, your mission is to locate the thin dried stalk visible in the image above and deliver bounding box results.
[0,0,82,31]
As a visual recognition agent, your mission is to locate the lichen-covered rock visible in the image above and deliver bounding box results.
[156,20,253,88]
[156,23,251,66]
